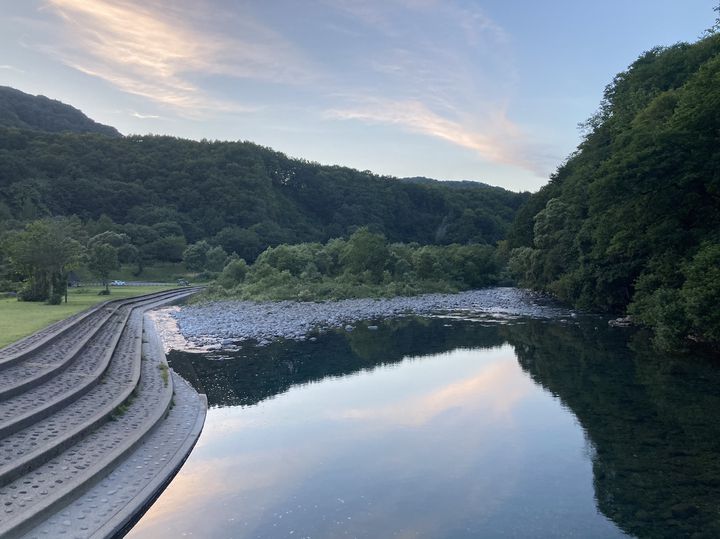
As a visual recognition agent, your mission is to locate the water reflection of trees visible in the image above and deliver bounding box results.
[169,316,720,538]
[504,321,720,539]
[168,317,505,408]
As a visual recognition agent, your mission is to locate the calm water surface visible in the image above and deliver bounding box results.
[127,314,720,539]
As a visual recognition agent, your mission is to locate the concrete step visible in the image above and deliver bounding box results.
[0,288,206,538]
[0,291,198,485]
[20,372,207,539]
[0,288,191,394]
[0,290,195,439]
[0,289,193,428]
[0,304,111,370]
[0,288,187,370]
[0,308,121,400]
[0,316,177,536]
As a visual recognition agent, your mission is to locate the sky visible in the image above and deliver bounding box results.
[0,1,715,192]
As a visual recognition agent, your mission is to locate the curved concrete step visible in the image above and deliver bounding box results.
[0,288,188,370]
[0,307,121,400]
[21,372,207,539]
[0,303,111,370]
[0,307,131,438]
[0,293,200,485]
[0,315,178,537]
[0,289,198,438]
[0,288,192,396]
[0,309,139,488]
[0,287,205,538]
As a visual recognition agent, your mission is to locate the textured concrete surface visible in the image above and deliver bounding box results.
[0,288,206,538]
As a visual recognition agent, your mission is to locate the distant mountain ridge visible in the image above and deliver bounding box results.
[401,176,508,191]
[0,86,120,137]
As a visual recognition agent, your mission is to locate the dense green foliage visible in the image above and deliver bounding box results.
[0,87,526,298]
[1,218,138,302]
[0,86,120,137]
[209,227,503,300]
[507,34,720,348]
[4,217,85,303]
[510,320,720,538]
[0,124,527,266]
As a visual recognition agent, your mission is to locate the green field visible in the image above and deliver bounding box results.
[0,285,174,349]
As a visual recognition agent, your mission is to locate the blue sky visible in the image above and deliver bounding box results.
[0,1,714,191]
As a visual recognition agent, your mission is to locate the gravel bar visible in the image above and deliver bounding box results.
[172,287,577,348]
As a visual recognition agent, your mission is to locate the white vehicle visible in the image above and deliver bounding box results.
[110,280,126,286]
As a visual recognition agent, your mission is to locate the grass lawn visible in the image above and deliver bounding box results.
[72,263,206,284]
[0,285,175,349]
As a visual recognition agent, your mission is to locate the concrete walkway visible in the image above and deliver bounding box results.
[0,289,207,538]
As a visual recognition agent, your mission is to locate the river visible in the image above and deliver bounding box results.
[127,291,720,538]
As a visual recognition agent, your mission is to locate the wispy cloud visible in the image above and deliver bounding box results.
[22,0,554,177]
[41,0,316,113]
[130,111,161,120]
[325,0,510,48]
[327,99,546,174]
[319,1,551,174]
[0,65,25,73]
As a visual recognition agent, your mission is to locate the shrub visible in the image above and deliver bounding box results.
[218,259,249,289]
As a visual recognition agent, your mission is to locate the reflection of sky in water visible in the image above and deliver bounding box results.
[128,345,625,538]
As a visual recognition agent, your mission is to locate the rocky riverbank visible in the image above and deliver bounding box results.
[164,287,578,349]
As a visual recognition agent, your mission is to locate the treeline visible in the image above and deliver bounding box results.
[0,218,503,303]
[209,227,504,301]
[1,217,144,302]
[0,123,528,266]
[506,33,720,348]
[0,86,528,302]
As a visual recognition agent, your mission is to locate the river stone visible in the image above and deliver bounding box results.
[171,288,577,349]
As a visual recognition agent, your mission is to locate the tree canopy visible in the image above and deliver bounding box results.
[3,217,85,303]
[0,117,528,266]
[212,227,504,301]
[507,33,720,348]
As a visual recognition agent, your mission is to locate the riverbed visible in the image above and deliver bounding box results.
[169,287,579,348]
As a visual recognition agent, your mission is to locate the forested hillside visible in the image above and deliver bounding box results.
[0,126,527,264]
[507,33,720,347]
[0,86,120,137]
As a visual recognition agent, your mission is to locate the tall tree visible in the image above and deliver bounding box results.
[6,218,85,303]
[87,242,119,294]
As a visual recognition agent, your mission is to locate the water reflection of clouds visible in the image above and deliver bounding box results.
[129,345,588,538]
[129,445,329,537]
[335,357,532,427]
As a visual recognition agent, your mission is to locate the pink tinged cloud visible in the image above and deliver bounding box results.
[334,357,532,427]
[43,0,314,113]
[327,99,545,174]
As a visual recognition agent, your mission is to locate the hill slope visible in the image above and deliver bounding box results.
[0,97,528,263]
[508,33,720,347]
[0,86,120,137]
